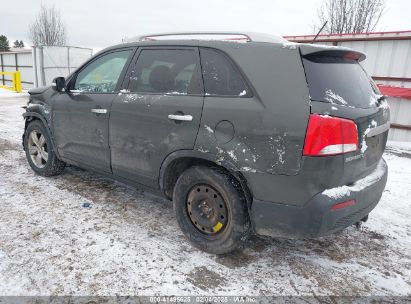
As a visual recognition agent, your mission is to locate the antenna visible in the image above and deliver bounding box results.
[312,21,328,43]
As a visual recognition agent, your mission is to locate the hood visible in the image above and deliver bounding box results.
[28,86,51,95]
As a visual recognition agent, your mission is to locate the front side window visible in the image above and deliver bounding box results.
[74,50,132,93]
[128,49,202,95]
[200,48,250,97]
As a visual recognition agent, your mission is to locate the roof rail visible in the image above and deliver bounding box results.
[123,31,289,44]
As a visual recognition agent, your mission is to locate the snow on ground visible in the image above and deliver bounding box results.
[0,88,29,98]
[387,140,411,155]
[0,95,410,296]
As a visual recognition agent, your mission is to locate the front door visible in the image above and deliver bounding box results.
[110,47,204,187]
[52,48,134,172]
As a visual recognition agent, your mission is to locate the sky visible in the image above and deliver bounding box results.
[1,0,411,50]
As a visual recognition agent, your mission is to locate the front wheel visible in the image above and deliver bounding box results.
[173,166,250,254]
[24,120,65,176]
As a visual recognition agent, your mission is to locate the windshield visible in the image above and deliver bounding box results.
[303,56,380,109]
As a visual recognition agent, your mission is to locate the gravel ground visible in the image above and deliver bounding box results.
[0,94,410,296]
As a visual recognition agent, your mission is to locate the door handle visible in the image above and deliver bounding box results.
[91,108,108,114]
[168,114,193,121]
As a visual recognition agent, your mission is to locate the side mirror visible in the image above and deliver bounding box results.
[52,77,66,92]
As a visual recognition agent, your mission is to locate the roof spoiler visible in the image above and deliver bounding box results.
[299,44,366,62]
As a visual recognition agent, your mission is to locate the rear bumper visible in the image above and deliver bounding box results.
[251,158,388,238]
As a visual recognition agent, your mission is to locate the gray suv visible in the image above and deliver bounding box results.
[23,32,389,254]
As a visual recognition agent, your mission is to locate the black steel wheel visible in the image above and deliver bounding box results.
[186,184,228,235]
[173,166,250,254]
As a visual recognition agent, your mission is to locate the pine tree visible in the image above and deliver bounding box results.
[0,35,10,52]
[13,40,25,48]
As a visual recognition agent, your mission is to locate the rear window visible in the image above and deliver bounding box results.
[200,48,251,97]
[303,56,379,108]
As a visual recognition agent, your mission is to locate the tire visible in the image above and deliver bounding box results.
[23,120,65,176]
[173,166,250,254]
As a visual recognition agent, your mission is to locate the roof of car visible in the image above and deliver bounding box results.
[97,32,292,57]
[123,31,290,44]
[97,32,365,61]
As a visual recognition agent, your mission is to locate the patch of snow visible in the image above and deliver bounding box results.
[238,90,247,96]
[369,94,384,107]
[281,42,298,50]
[276,148,285,164]
[165,91,187,95]
[251,154,258,163]
[331,106,338,111]
[360,129,369,153]
[204,125,214,133]
[239,167,257,173]
[324,89,348,106]
[361,121,378,154]
[379,100,390,110]
[322,158,387,199]
[227,150,238,161]
[196,147,209,153]
[119,89,130,94]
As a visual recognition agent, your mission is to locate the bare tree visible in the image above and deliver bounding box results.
[316,0,385,34]
[29,5,67,46]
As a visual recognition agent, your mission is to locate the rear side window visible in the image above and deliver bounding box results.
[200,48,250,97]
[303,56,379,108]
[128,49,202,95]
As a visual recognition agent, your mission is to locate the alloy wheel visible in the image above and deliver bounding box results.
[27,130,48,168]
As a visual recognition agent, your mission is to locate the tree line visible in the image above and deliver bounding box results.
[0,36,25,51]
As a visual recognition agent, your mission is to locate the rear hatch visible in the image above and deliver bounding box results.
[300,45,390,183]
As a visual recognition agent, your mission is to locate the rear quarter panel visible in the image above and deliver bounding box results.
[195,42,310,176]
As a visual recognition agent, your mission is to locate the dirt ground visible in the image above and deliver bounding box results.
[0,95,410,296]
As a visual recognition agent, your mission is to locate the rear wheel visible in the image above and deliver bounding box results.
[173,166,250,254]
[24,120,65,176]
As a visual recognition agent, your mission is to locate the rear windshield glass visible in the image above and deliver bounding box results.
[303,56,379,108]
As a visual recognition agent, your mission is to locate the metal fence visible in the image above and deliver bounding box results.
[0,50,33,88]
[32,46,93,88]
[0,46,93,90]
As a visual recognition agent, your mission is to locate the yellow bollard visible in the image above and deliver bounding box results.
[0,71,22,92]
[14,71,22,93]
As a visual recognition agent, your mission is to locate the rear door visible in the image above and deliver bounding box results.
[109,47,204,187]
[301,48,390,182]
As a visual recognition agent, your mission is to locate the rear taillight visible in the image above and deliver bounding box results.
[303,114,358,156]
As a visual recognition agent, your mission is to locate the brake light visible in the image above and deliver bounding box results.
[303,114,358,156]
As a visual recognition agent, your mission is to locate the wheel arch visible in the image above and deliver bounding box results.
[23,112,48,130]
[23,111,59,158]
[159,150,253,210]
